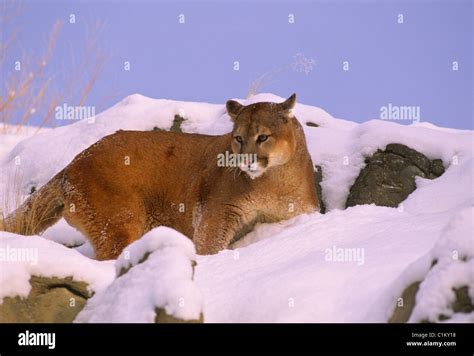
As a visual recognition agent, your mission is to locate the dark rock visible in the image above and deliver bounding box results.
[389,281,420,323]
[152,115,186,133]
[313,165,325,213]
[389,258,473,323]
[390,282,474,323]
[451,286,473,314]
[117,251,151,277]
[0,276,90,323]
[170,115,186,133]
[306,122,319,127]
[155,307,203,323]
[430,159,445,178]
[346,143,445,208]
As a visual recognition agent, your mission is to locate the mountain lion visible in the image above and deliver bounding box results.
[4,94,319,259]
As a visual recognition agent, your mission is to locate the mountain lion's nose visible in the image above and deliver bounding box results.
[239,162,250,171]
[239,163,256,171]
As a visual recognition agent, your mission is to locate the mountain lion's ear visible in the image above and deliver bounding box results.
[280,93,296,112]
[226,100,244,121]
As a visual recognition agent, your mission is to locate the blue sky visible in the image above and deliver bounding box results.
[2,0,472,129]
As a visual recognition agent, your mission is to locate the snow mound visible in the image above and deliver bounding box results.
[0,232,114,302]
[409,207,474,323]
[75,227,202,323]
[196,205,451,322]
[367,205,474,323]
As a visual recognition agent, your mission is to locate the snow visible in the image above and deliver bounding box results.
[0,93,472,322]
[0,231,114,302]
[308,119,472,210]
[115,226,197,277]
[0,126,52,163]
[42,219,87,248]
[75,227,202,323]
[198,205,456,322]
[408,207,474,323]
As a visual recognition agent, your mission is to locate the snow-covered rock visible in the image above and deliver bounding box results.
[388,206,474,323]
[75,227,203,323]
[346,143,445,208]
[0,232,114,322]
[0,232,114,302]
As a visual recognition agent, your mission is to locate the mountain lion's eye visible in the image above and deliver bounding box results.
[234,136,243,143]
[257,135,268,143]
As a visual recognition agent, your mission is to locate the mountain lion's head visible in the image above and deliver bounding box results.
[226,94,299,179]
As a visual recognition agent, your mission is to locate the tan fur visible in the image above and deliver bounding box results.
[4,95,318,260]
